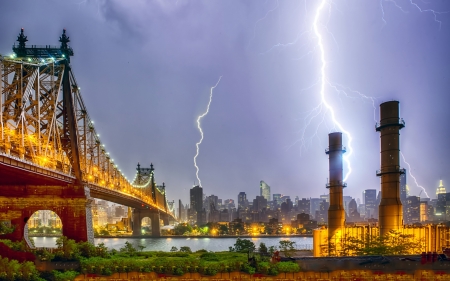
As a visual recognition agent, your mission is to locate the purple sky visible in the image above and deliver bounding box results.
[1,0,450,205]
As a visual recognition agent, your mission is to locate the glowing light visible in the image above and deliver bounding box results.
[313,0,353,181]
[193,76,222,187]
[400,152,429,198]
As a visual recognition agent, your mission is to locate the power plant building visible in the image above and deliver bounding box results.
[313,101,450,257]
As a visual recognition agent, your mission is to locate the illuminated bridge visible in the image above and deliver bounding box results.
[0,29,176,244]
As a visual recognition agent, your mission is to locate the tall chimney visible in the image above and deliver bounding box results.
[376,101,405,236]
[326,132,346,246]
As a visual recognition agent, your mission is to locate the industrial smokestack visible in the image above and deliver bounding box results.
[376,101,405,236]
[326,132,346,245]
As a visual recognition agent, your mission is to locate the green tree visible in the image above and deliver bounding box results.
[0,222,15,235]
[219,224,229,235]
[258,242,268,254]
[96,242,110,258]
[170,246,178,252]
[120,241,137,256]
[173,223,193,235]
[232,238,256,252]
[179,246,192,253]
[279,240,296,257]
[55,236,79,261]
[77,241,96,258]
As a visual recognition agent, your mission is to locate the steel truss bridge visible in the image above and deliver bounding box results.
[0,29,176,244]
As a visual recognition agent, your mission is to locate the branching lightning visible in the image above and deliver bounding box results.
[401,152,430,198]
[257,0,447,191]
[193,76,222,187]
[380,0,448,29]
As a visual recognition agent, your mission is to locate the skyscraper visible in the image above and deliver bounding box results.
[190,185,203,224]
[404,196,420,224]
[260,181,271,201]
[238,192,248,209]
[436,180,446,198]
[273,194,282,207]
[400,172,407,203]
[363,189,377,220]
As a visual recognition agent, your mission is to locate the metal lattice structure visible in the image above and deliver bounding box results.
[0,29,173,218]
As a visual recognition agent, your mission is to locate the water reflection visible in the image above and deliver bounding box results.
[32,236,313,252]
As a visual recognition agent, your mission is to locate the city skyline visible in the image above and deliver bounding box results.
[1,1,449,204]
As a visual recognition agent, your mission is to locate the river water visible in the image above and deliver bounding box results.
[32,236,313,252]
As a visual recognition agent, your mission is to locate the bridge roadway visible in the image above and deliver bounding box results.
[0,153,173,244]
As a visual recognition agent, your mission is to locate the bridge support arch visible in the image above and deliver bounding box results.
[0,185,94,244]
[132,209,161,237]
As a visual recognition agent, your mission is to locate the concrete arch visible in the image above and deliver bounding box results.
[132,209,161,237]
[2,200,93,244]
[25,209,62,247]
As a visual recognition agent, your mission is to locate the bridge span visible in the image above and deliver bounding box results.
[0,29,176,244]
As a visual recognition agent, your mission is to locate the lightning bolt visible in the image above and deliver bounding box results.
[313,0,353,181]
[400,152,430,198]
[193,76,222,187]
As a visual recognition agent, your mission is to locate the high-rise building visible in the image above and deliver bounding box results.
[363,189,377,220]
[437,180,446,198]
[436,192,450,220]
[115,206,125,217]
[320,194,329,203]
[253,196,268,212]
[190,185,203,224]
[310,198,321,219]
[260,180,271,201]
[273,194,282,207]
[343,196,353,215]
[400,172,407,203]
[298,198,310,215]
[347,199,360,222]
[238,192,248,209]
[404,196,421,224]
[281,195,291,203]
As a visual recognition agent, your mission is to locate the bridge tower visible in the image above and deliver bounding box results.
[0,29,175,244]
[0,29,93,243]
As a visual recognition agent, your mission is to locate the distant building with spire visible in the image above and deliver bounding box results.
[436,180,446,198]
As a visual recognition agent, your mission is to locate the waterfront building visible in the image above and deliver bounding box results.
[259,180,270,201]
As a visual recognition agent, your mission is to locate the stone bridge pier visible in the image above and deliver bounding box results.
[0,185,94,244]
[132,209,170,237]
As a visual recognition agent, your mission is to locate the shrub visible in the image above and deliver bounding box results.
[195,249,208,253]
[200,252,219,261]
[155,251,189,257]
[52,270,79,281]
[276,261,300,273]
[240,263,256,274]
